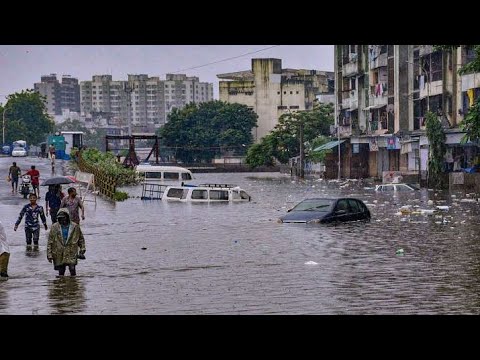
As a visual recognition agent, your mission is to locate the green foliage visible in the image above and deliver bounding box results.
[433,45,480,74]
[1,90,54,145]
[425,111,447,189]
[81,148,137,186]
[306,135,332,163]
[245,141,275,168]
[113,191,129,201]
[245,102,334,167]
[55,119,107,150]
[158,101,257,163]
[461,99,480,144]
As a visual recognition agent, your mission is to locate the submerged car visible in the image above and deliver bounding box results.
[11,147,27,157]
[279,197,371,224]
[375,183,419,192]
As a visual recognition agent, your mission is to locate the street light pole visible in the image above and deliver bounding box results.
[123,82,133,136]
[2,102,9,145]
[2,107,6,145]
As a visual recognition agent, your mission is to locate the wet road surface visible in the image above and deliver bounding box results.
[1,156,480,314]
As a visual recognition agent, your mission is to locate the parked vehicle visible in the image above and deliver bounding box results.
[141,183,251,202]
[11,146,27,157]
[375,183,419,192]
[2,145,10,155]
[279,197,371,224]
[19,175,32,198]
[136,164,193,183]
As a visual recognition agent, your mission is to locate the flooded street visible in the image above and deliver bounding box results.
[1,156,480,314]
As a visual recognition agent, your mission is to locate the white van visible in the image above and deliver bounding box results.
[135,164,193,183]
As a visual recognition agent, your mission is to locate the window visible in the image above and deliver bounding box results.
[166,188,185,199]
[209,190,229,200]
[164,172,179,180]
[181,173,192,180]
[145,172,162,179]
[191,189,208,199]
[336,199,349,212]
[348,199,360,213]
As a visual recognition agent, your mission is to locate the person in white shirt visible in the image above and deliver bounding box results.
[0,220,10,278]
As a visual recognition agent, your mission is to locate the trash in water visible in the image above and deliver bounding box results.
[396,249,405,255]
[304,261,318,265]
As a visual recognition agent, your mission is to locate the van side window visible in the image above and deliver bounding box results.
[166,188,185,198]
[209,190,229,200]
[164,172,178,180]
[146,172,162,179]
[191,189,208,199]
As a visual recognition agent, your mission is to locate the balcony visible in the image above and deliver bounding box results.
[341,90,358,110]
[343,61,359,77]
[369,52,388,69]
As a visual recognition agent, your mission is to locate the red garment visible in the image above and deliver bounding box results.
[27,169,40,185]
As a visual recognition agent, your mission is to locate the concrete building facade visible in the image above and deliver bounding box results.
[333,45,480,181]
[80,73,213,133]
[34,74,80,116]
[218,58,333,142]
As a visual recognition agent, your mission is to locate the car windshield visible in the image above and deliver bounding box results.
[292,199,334,212]
[406,183,419,190]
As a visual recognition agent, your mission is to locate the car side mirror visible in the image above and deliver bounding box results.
[335,209,347,215]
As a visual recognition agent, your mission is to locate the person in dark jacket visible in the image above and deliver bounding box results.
[45,185,64,224]
[14,193,48,249]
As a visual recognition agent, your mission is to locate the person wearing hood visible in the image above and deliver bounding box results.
[47,208,86,277]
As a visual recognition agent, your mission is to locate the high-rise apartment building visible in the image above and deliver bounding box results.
[34,74,80,116]
[80,73,213,132]
[333,45,480,180]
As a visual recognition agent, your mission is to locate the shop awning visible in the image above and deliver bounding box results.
[313,140,345,152]
[363,104,386,111]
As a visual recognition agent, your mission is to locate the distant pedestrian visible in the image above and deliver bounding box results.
[47,208,86,277]
[45,184,65,224]
[60,187,85,224]
[14,193,48,250]
[24,165,41,198]
[8,161,21,194]
[0,220,10,278]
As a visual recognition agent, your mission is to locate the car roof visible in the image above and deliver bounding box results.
[300,197,365,202]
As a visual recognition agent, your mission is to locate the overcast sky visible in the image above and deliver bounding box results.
[0,45,333,103]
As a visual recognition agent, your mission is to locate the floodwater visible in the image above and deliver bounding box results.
[1,156,480,314]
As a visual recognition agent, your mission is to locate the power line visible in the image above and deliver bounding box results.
[166,45,281,74]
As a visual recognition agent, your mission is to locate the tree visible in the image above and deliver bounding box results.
[461,99,480,144]
[55,119,107,150]
[158,101,257,163]
[306,135,332,164]
[425,111,447,189]
[245,102,334,167]
[1,90,54,145]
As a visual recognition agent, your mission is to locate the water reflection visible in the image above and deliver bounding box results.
[0,288,9,310]
[25,247,42,258]
[47,277,86,314]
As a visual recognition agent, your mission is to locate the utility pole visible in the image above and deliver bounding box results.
[299,119,305,179]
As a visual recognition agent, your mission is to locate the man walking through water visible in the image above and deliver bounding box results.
[14,193,48,250]
[8,161,21,194]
